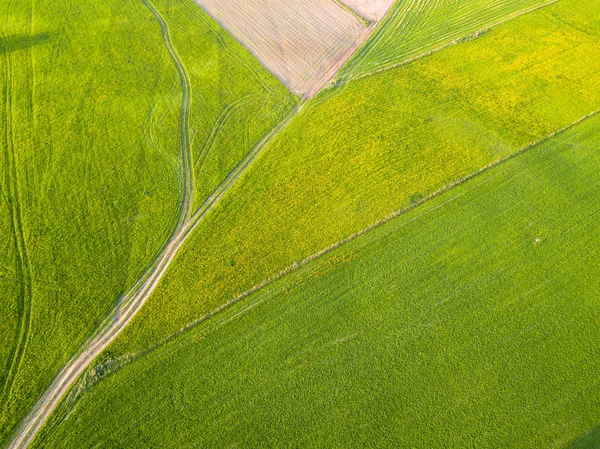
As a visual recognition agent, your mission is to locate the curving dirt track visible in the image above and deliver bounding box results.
[143,0,196,226]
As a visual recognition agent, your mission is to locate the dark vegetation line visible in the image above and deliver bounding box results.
[332,0,371,27]
[0,21,34,416]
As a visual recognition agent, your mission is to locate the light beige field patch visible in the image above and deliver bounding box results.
[193,0,372,96]
[340,0,397,21]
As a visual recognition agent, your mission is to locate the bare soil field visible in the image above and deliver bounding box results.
[192,0,371,96]
[340,0,397,21]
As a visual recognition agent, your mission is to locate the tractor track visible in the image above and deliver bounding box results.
[0,23,34,418]
[142,0,195,225]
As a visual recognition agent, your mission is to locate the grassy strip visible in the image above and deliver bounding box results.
[37,104,600,449]
[333,0,372,27]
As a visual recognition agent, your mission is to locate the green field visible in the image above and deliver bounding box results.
[0,0,294,444]
[112,0,600,357]
[4,0,600,446]
[34,108,600,449]
[338,0,554,79]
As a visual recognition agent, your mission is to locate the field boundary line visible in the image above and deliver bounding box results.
[326,0,560,90]
[190,0,385,98]
[117,107,600,365]
[332,0,418,81]
[189,0,297,95]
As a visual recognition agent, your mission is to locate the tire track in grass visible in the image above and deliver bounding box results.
[0,26,34,417]
[142,0,195,225]
[144,78,181,161]
[194,95,257,176]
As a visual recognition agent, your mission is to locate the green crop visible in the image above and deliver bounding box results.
[339,0,554,79]
[37,108,600,449]
[4,0,600,446]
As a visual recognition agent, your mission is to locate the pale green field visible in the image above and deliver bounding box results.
[339,0,554,79]
[35,108,600,449]
[0,0,294,444]
[112,0,600,359]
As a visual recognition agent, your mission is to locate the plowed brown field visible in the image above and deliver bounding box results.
[192,0,373,96]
